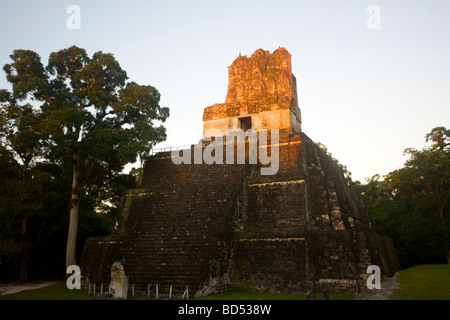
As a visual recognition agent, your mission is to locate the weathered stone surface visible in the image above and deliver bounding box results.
[203,48,301,136]
[225,48,294,105]
[110,261,128,300]
[306,291,316,300]
[80,48,400,297]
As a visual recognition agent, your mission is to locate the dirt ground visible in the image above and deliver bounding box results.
[352,272,400,300]
[0,281,59,296]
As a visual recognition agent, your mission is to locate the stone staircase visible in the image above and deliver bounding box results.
[81,149,249,297]
[81,132,400,297]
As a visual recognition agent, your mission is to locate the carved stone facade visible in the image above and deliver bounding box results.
[203,48,301,137]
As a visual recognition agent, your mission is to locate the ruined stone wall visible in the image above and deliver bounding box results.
[203,48,301,136]
[81,47,399,297]
[301,134,400,290]
[81,133,399,296]
[225,48,294,105]
[81,150,250,297]
[230,136,310,293]
[228,132,399,294]
[203,109,294,137]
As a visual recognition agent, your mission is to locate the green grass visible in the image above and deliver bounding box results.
[4,264,449,300]
[390,264,450,300]
[0,281,92,300]
[0,282,352,300]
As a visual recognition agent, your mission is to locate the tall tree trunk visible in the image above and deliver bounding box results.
[20,218,28,284]
[19,160,29,283]
[438,204,450,264]
[445,246,450,265]
[65,158,82,269]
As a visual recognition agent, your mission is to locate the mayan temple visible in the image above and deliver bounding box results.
[80,48,399,297]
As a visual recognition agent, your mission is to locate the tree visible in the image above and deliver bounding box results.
[351,127,450,267]
[0,89,44,283]
[396,127,450,264]
[316,141,353,185]
[2,46,169,269]
[425,126,450,152]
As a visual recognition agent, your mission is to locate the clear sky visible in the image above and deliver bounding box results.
[1,0,449,182]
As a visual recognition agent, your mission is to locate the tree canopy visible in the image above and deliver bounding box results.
[354,127,450,267]
[0,46,169,279]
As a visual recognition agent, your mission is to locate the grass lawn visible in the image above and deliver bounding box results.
[3,264,448,300]
[390,264,450,300]
[0,281,352,300]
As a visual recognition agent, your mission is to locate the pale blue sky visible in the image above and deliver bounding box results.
[1,0,449,181]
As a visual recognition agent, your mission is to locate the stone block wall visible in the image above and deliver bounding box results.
[81,131,399,297]
[228,132,399,294]
[202,47,302,137]
[80,46,399,296]
[81,150,250,297]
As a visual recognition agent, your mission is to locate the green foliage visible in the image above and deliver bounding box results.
[2,45,169,180]
[0,45,169,280]
[129,167,144,187]
[316,141,353,185]
[354,127,450,267]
